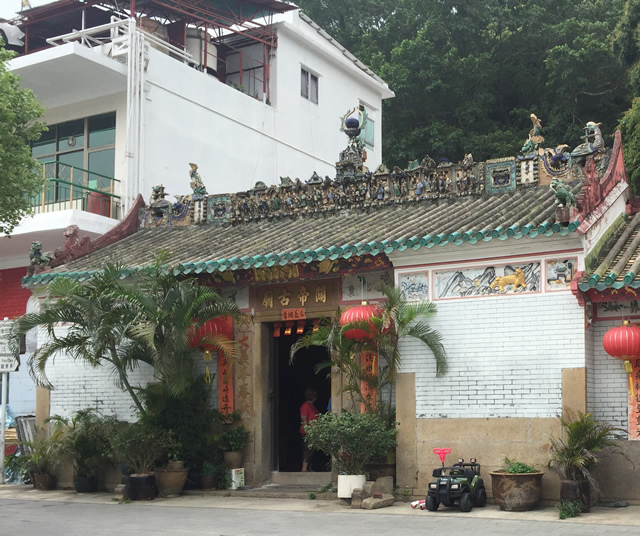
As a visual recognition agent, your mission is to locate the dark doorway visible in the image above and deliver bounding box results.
[272,324,331,472]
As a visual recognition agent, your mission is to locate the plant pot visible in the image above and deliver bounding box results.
[223,451,243,469]
[560,479,591,513]
[33,473,56,491]
[74,475,98,493]
[129,474,157,501]
[489,471,544,511]
[167,460,185,471]
[200,473,216,490]
[154,469,189,497]
[337,474,366,499]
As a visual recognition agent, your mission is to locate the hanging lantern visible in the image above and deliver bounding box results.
[602,320,640,397]
[190,317,232,359]
[339,301,382,340]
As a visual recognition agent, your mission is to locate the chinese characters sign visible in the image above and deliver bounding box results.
[252,280,338,316]
[630,358,640,440]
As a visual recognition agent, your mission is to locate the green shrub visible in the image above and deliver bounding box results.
[502,458,537,474]
[304,412,397,475]
[556,499,582,519]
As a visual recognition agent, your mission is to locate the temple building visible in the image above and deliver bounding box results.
[16,114,640,501]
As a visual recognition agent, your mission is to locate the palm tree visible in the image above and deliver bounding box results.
[372,284,447,427]
[290,314,379,414]
[124,253,242,397]
[11,264,150,414]
[291,284,447,426]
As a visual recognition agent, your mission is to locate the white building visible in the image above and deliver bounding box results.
[0,0,393,416]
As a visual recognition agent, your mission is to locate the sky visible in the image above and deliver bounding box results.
[0,0,50,21]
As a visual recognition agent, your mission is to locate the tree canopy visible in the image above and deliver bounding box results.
[296,0,633,180]
[0,41,46,235]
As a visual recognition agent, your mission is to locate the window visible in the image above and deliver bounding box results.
[358,104,376,150]
[32,112,116,185]
[301,67,318,104]
[31,113,116,207]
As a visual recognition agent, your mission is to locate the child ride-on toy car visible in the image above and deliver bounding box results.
[425,448,487,512]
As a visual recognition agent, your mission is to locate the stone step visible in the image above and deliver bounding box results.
[270,471,333,487]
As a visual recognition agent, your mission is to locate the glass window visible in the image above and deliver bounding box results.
[32,127,56,158]
[89,114,116,148]
[362,118,374,149]
[301,68,318,103]
[310,73,318,104]
[57,120,85,153]
[301,68,309,99]
[89,148,115,190]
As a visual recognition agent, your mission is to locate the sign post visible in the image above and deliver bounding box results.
[0,319,19,485]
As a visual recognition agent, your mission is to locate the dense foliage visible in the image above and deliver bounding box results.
[0,41,46,235]
[303,412,397,474]
[296,0,636,184]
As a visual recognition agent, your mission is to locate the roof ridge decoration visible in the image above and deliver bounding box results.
[139,111,596,231]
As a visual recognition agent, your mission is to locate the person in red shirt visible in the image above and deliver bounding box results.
[299,388,319,472]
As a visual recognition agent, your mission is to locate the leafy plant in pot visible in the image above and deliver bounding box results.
[21,425,64,491]
[221,426,250,469]
[48,409,116,493]
[154,441,190,497]
[548,411,625,512]
[489,458,545,511]
[303,412,397,499]
[111,422,176,501]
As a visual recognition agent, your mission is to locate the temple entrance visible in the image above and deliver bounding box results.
[271,324,331,472]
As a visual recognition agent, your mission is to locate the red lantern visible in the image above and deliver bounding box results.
[190,317,233,359]
[602,320,640,396]
[339,301,382,340]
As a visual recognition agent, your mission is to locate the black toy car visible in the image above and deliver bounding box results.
[425,458,487,512]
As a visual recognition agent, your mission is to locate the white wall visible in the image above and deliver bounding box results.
[401,291,584,419]
[391,237,587,419]
[589,319,629,429]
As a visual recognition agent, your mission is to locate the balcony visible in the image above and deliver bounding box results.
[29,161,121,220]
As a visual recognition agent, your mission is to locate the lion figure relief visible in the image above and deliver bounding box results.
[490,268,527,292]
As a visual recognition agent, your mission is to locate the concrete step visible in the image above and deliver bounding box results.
[270,471,333,487]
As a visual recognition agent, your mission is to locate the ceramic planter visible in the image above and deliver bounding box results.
[223,451,243,469]
[129,474,157,501]
[560,479,591,512]
[489,471,544,511]
[33,473,56,491]
[155,469,189,497]
[337,474,366,499]
[74,475,98,493]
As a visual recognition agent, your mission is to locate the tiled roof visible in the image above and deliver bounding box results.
[24,180,584,286]
[579,212,640,291]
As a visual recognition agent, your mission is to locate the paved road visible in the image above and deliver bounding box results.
[2,497,640,536]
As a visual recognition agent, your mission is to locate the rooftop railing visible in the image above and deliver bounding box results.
[29,161,121,219]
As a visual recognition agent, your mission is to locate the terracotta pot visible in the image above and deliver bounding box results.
[33,473,56,491]
[560,479,591,512]
[489,471,544,511]
[223,451,243,469]
[129,474,157,501]
[167,460,185,471]
[154,469,189,497]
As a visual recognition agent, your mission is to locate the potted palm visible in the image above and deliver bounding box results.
[304,411,397,499]
[548,411,625,512]
[111,422,176,501]
[489,458,545,511]
[49,409,115,493]
[21,429,63,491]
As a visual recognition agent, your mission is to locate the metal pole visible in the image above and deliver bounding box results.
[0,372,8,485]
